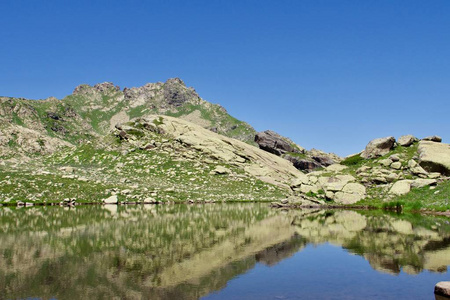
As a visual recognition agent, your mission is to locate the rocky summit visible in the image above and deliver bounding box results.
[0,79,449,213]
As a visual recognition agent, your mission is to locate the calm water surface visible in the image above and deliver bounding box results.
[0,204,449,299]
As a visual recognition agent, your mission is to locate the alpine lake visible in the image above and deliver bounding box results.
[1,203,449,300]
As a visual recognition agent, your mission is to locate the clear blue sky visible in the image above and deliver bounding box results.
[1,0,449,156]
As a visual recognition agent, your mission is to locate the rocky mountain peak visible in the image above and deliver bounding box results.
[72,82,120,95]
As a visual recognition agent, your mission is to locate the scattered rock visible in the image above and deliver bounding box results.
[397,135,418,147]
[422,135,442,143]
[390,180,411,196]
[410,179,437,189]
[379,158,393,167]
[103,195,118,204]
[389,154,400,162]
[361,136,396,159]
[211,166,231,175]
[390,162,402,170]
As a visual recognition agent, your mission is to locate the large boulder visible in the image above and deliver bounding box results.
[285,156,321,172]
[255,130,303,156]
[333,182,366,204]
[361,136,396,159]
[389,180,411,196]
[418,141,450,175]
[397,135,418,147]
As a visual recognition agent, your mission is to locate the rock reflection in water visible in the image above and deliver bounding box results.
[0,205,449,299]
[291,209,450,275]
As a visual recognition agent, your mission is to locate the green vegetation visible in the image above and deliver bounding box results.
[341,153,364,166]
[357,180,450,212]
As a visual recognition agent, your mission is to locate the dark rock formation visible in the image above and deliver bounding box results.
[255,130,301,156]
[312,156,335,167]
[285,155,321,172]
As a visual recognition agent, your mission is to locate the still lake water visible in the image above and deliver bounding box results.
[0,204,449,300]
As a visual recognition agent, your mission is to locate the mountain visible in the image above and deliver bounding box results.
[0,78,256,157]
[0,79,449,212]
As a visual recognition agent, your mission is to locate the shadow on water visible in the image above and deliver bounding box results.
[0,204,449,299]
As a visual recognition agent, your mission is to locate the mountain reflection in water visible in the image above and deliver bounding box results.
[0,204,449,299]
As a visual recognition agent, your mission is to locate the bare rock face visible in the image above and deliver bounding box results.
[73,82,120,95]
[397,135,418,147]
[255,130,303,156]
[115,115,306,189]
[418,141,450,175]
[422,135,442,143]
[122,78,201,109]
[361,136,396,159]
[163,78,200,107]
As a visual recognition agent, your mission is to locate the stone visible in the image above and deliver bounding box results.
[254,130,303,156]
[318,175,355,192]
[211,166,231,175]
[300,184,320,194]
[356,166,370,174]
[373,176,388,184]
[397,135,418,147]
[423,135,442,143]
[385,172,399,182]
[334,192,363,204]
[361,136,396,159]
[407,159,418,169]
[342,182,366,196]
[389,154,400,162]
[291,175,309,188]
[281,198,289,204]
[410,179,437,189]
[390,162,402,170]
[418,141,450,175]
[103,195,118,204]
[428,172,441,179]
[325,191,335,200]
[410,164,428,176]
[435,281,450,297]
[379,158,393,167]
[389,180,411,196]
